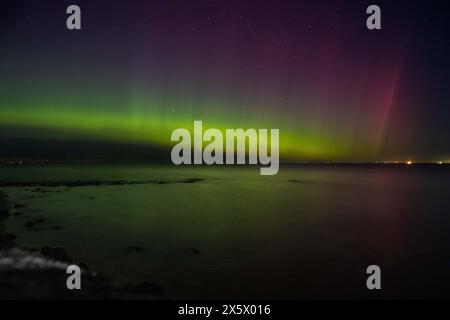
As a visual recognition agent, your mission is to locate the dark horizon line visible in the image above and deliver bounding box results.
[0,159,448,166]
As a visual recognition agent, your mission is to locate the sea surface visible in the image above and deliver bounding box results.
[0,164,449,299]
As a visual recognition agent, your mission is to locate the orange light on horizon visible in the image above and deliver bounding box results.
[406,161,413,165]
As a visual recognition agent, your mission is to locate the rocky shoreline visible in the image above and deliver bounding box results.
[0,178,204,188]
[0,189,165,299]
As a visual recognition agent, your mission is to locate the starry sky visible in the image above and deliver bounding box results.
[0,0,449,162]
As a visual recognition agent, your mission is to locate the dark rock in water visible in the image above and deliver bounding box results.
[288,179,306,183]
[182,178,204,184]
[5,233,17,241]
[0,211,9,217]
[0,191,9,217]
[183,248,201,255]
[125,245,145,253]
[0,234,6,246]
[0,179,206,188]
[80,195,96,199]
[14,211,23,216]
[2,224,145,299]
[14,204,27,209]
[0,235,11,248]
[25,218,46,228]
[25,221,35,228]
[134,281,164,297]
[0,208,9,217]
[0,248,159,299]
[41,246,73,263]
[288,179,318,186]
[0,234,15,249]
[51,225,63,230]
[78,262,90,271]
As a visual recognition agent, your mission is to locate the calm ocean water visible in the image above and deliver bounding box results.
[1,164,449,299]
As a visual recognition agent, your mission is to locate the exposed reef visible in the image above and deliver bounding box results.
[0,178,204,188]
[0,190,165,299]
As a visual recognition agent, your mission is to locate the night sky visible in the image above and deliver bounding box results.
[0,0,449,162]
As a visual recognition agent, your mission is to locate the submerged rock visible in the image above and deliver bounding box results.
[25,218,46,228]
[125,245,146,253]
[0,248,167,299]
[182,178,204,184]
[0,235,15,249]
[0,178,205,188]
[0,191,166,299]
[41,246,73,263]
[134,281,164,297]
[0,191,9,217]
[5,234,17,241]
[183,248,201,255]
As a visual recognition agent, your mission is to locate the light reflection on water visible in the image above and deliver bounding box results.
[1,164,449,299]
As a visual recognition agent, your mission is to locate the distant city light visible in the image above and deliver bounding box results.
[406,161,413,165]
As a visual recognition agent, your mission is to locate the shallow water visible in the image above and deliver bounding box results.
[1,164,449,299]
